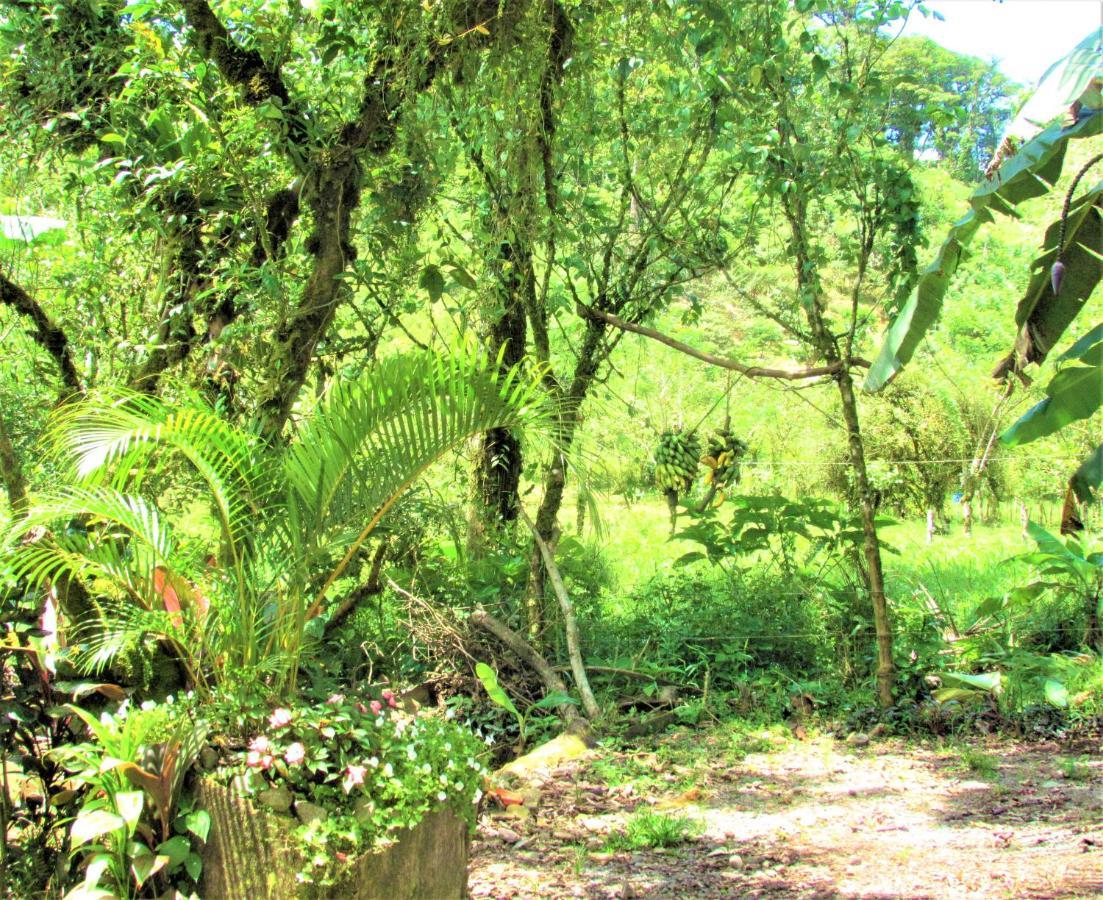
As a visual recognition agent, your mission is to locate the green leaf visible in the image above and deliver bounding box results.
[1070,443,1103,503]
[419,265,445,302]
[184,851,203,882]
[448,264,477,290]
[1001,363,1103,445]
[71,809,126,848]
[532,692,579,710]
[115,791,143,830]
[1044,678,1069,708]
[475,661,521,721]
[864,110,1103,392]
[995,184,1103,376]
[157,835,191,866]
[184,808,210,843]
[932,687,984,704]
[940,671,1001,692]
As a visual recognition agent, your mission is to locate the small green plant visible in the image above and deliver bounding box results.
[955,745,999,779]
[475,660,577,750]
[568,843,588,875]
[1057,756,1092,782]
[604,808,704,851]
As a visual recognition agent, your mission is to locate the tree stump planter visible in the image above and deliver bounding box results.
[196,780,470,899]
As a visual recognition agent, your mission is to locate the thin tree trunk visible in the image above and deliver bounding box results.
[526,319,606,634]
[521,509,600,720]
[834,368,895,709]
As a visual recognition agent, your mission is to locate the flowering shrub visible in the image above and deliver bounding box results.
[230,691,487,878]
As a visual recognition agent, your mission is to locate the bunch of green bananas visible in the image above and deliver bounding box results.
[653,429,701,493]
[702,429,748,490]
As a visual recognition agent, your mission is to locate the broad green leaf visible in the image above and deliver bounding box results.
[932,687,984,704]
[532,692,579,710]
[157,835,191,866]
[1001,363,1103,445]
[1071,443,1103,503]
[184,851,203,882]
[419,265,444,302]
[475,661,521,720]
[71,808,126,848]
[115,791,143,830]
[1043,678,1069,708]
[865,110,1103,392]
[184,808,211,843]
[994,184,1103,376]
[1005,27,1102,142]
[940,670,1001,692]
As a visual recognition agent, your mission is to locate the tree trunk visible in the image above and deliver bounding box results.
[0,411,28,515]
[470,241,529,551]
[834,369,895,709]
[526,319,606,635]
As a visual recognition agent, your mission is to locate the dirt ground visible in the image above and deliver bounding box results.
[468,728,1103,899]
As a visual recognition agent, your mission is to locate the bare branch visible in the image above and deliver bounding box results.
[582,305,869,380]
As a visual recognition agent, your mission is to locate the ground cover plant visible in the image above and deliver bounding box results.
[2,1,1102,897]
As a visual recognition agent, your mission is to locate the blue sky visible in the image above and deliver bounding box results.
[898,0,1102,86]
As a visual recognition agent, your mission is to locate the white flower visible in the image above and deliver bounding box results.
[383,762,394,778]
[446,760,455,770]
[420,763,432,775]
[443,742,452,752]
[445,708,456,720]
[438,791,448,802]
[140,700,156,711]
[472,788,483,804]
[407,746,417,761]
[485,734,495,746]
[367,756,379,768]
[439,774,449,785]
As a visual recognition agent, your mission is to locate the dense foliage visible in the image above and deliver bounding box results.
[1,1,1101,897]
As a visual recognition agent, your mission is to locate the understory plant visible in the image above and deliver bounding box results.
[230,693,487,887]
[2,349,553,695]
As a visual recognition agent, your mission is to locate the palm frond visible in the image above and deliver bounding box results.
[285,349,556,614]
[48,389,269,558]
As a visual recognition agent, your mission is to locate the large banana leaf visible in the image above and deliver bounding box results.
[864,109,1103,393]
[1002,326,1103,446]
[994,182,1103,377]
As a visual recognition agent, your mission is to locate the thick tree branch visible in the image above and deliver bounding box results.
[581,305,868,380]
[469,608,586,727]
[0,272,82,397]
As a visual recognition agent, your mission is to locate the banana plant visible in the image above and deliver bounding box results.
[4,349,555,694]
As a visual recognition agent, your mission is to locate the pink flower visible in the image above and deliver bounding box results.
[246,751,273,770]
[356,702,368,714]
[326,693,345,706]
[284,742,306,765]
[249,735,271,753]
[343,764,367,793]
[369,700,383,715]
[382,690,398,708]
[269,708,293,729]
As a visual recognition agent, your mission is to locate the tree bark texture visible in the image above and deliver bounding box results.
[0,273,82,398]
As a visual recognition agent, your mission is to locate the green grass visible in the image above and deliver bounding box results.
[604,808,704,851]
[955,745,1000,778]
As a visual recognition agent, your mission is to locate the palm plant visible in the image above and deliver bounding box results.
[3,349,554,694]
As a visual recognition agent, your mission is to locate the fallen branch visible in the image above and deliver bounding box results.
[581,305,869,380]
[469,608,587,729]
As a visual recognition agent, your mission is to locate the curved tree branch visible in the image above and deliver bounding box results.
[581,305,870,381]
[0,272,82,397]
